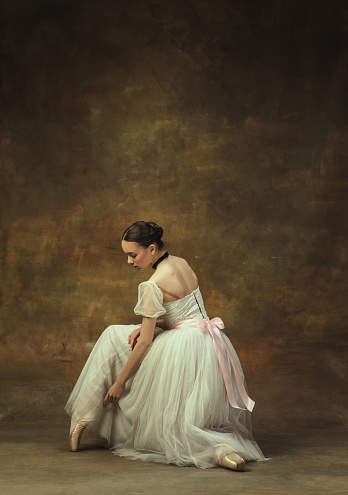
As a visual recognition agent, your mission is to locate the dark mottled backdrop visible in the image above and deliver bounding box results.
[0,0,347,430]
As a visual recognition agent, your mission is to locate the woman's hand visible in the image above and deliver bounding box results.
[103,381,125,408]
[128,327,141,350]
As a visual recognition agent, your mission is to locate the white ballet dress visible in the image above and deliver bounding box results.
[65,281,267,468]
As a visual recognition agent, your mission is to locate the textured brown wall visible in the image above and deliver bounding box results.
[0,0,347,429]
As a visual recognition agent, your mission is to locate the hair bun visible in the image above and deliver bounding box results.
[147,222,163,239]
[122,221,165,249]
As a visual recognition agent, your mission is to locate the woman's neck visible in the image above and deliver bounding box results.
[151,250,168,269]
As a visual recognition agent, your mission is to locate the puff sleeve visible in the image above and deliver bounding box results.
[134,281,166,319]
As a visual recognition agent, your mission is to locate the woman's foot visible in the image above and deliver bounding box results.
[69,422,86,452]
[218,452,245,471]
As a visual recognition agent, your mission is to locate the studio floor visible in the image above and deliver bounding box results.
[0,425,347,495]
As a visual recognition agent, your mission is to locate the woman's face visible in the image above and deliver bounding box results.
[121,240,154,271]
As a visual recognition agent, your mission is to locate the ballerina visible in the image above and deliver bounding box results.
[65,221,267,470]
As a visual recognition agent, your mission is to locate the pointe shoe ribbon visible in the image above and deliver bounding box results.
[69,422,86,452]
[170,317,255,412]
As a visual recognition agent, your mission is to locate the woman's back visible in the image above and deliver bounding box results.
[150,255,198,302]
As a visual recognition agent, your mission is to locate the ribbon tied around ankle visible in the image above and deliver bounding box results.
[170,317,255,412]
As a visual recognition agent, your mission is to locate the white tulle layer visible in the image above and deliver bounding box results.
[65,324,266,468]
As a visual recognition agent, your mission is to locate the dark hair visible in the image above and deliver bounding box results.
[122,221,164,250]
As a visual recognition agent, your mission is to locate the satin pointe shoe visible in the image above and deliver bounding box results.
[218,452,245,471]
[69,422,86,452]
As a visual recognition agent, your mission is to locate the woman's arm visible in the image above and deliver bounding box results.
[103,316,156,407]
[128,318,166,349]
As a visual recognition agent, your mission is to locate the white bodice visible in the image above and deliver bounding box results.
[163,286,208,328]
[134,281,208,328]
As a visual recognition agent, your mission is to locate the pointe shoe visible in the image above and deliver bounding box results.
[219,452,245,471]
[69,422,86,452]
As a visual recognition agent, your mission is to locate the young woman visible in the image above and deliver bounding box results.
[65,221,267,470]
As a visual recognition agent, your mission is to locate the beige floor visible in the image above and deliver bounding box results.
[0,425,347,495]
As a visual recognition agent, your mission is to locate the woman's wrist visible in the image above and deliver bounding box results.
[117,378,126,387]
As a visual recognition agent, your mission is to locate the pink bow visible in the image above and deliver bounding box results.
[170,317,255,412]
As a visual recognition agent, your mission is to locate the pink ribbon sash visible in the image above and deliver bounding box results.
[170,317,255,412]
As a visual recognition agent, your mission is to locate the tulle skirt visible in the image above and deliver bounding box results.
[65,324,267,468]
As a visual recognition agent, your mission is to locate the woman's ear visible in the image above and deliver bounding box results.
[149,243,157,255]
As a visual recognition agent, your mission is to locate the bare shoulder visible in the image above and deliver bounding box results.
[169,255,191,266]
[161,254,193,275]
